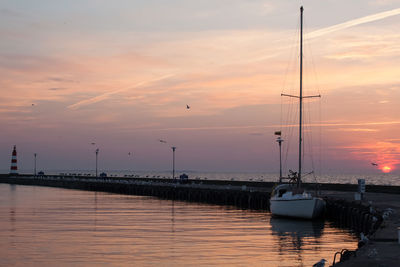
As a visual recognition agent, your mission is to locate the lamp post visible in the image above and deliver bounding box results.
[34,153,37,176]
[171,146,176,181]
[128,152,133,174]
[276,136,284,183]
[95,148,99,177]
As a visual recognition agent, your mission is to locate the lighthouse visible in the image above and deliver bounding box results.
[10,145,18,175]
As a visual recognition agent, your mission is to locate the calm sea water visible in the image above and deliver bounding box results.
[0,183,357,266]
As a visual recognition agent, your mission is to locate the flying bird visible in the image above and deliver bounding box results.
[128,152,132,156]
[186,104,190,109]
[158,139,167,143]
[32,104,35,106]
[91,142,96,145]
[371,162,378,166]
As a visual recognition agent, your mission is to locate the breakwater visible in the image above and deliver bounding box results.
[325,198,383,236]
[0,175,271,210]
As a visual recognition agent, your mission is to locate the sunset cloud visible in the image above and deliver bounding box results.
[340,141,400,171]
[0,1,399,173]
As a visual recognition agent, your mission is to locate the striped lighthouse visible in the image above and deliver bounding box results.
[10,145,18,175]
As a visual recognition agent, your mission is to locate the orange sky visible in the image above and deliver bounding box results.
[0,1,399,175]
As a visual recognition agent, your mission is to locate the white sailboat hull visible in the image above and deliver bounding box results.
[270,197,325,219]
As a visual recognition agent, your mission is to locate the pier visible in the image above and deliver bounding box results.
[325,191,400,267]
[1,174,399,266]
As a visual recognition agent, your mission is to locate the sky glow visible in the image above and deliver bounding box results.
[0,0,399,175]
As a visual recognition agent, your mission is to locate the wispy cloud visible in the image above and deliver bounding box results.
[369,0,399,7]
[384,138,400,143]
[47,77,77,83]
[334,128,379,132]
[317,121,400,127]
[0,8,24,18]
[115,120,400,132]
[324,33,400,60]
[67,74,175,110]
[249,132,264,136]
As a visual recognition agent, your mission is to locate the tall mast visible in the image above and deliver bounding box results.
[280,6,320,186]
[298,6,304,188]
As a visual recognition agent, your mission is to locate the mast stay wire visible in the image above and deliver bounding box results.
[302,14,323,184]
[303,18,316,183]
[280,15,301,176]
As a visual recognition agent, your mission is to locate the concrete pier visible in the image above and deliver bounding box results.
[1,174,400,266]
[322,191,400,267]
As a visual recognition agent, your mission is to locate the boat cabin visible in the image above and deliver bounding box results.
[271,184,306,198]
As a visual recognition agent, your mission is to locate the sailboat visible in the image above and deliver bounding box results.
[269,6,325,219]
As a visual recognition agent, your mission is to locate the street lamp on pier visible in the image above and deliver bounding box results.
[95,148,99,177]
[34,153,37,176]
[276,136,284,183]
[171,146,176,181]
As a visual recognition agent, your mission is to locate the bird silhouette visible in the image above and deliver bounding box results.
[158,139,167,143]
[371,162,378,166]
[186,104,190,109]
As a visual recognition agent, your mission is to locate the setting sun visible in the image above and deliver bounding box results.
[381,166,392,173]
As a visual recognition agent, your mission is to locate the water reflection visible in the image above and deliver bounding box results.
[93,191,98,231]
[270,217,324,238]
[0,184,357,267]
[171,200,175,232]
[270,217,325,265]
[8,185,16,232]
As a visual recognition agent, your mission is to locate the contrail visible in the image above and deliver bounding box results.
[67,74,175,110]
[306,8,400,39]
[255,7,400,62]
